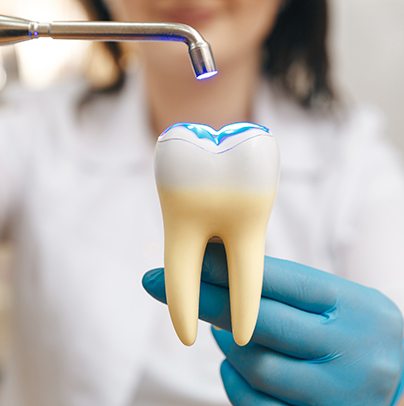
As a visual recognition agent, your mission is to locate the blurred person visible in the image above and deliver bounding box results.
[0,1,403,405]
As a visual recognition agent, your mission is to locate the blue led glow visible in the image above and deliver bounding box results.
[197,71,218,80]
[161,122,271,145]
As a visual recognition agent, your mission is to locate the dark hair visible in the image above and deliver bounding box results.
[78,0,127,102]
[263,0,334,108]
[79,0,335,109]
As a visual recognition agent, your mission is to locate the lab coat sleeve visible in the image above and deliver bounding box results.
[333,109,404,313]
[0,97,32,235]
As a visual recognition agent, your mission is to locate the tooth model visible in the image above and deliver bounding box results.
[154,122,280,346]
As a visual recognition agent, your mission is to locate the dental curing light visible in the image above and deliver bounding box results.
[0,15,218,80]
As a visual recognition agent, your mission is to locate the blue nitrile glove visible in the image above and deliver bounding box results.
[143,243,404,406]
[394,375,404,406]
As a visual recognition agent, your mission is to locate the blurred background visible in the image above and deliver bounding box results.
[0,0,404,375]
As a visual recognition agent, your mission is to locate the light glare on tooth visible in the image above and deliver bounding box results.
[154,123,280,346]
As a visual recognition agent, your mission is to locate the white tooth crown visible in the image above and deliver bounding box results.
[154,122,280,346]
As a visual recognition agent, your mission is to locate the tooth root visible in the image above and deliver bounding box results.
[225,234,265,346]
[223,201,270,346]
[161,193,207,346]
[165,229,206,346]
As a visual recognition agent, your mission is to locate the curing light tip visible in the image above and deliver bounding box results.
[197,71,218,80]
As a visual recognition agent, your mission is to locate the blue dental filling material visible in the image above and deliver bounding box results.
[161,122,271,145]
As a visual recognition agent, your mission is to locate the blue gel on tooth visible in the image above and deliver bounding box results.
[161,122,271,145]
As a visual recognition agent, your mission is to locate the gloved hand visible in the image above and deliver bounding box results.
[143,243,404,406]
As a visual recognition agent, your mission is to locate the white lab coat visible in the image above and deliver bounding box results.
[0,70,403,406]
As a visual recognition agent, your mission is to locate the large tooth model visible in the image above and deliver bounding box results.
[154,122,280,346]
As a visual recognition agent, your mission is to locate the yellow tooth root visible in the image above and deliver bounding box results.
[160,190,208,346]
[158,188,275,346]
[224,231,266,346]
[164,229,207,346]
[223,194,273,346]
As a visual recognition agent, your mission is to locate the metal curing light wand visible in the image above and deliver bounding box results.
[0,15,218,80]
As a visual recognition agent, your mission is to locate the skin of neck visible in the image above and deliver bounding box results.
[141,46,262,136]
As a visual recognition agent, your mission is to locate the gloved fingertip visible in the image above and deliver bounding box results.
[219,360,246,405]
[220,359,233,378]
[211,325,234,355]
[142,268,166,302]
[142,267,164,286]
[201,243,229,286]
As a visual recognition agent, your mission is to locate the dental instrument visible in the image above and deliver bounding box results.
[0,15,217,80]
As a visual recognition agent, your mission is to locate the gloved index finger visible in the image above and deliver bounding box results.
[202,243,338,314]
